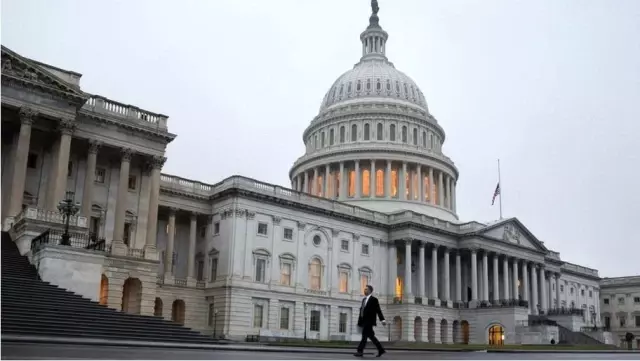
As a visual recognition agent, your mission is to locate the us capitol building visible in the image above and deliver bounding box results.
[1,1,623,346]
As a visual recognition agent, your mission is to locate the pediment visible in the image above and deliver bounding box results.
[1,46,87,104]
[478,217,548,253]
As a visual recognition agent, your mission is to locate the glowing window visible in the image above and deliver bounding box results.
[309,258,322,290]
[391,170,398,197]
[317,175,323,197]
[348,170,356,197]
[395,277,403,298]
[362,169,370,196]
[412,172,419,200]
[424,176,431,201]
[375,169,384,196]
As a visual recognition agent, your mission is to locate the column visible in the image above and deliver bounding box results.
[7,107,36,217]
[428,168,435,205]
[451,181,456,212]
[550,274,556,309]
[312,168,318,196]
[512,258,519,300]
[112,148,134,242]
[455,251,462,302]
[81,140,101,218]
[482,252,489,301]
[388,243,397,298]
[404,239,412,299]
[145,156,166,247]
[324,164,330,198]
[503,256,510,300]
[338,162,345,200]
[446,176,452,209]
[492,254,500,301]
[370,160,375,197]
[187,212,197,279]
[539,267,547,313]
[45,119,75,210]
[522,262,529,302]
[555,273,561,309]
[418,242,426,298]
[431,246,438,300]
[531,264,539,314]
[355,160,361,198]
[385,160,392,199]
[438,171,444,206]
[417,165,423,202]
[400,162,407,200]
[303,171,309,194]
[470,249,478,301]
[164,208,176,276]
[443,249,450,301]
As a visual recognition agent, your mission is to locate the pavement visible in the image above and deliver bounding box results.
[2,343,640,360]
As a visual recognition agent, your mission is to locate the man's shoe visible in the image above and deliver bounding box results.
[376,350,386,357]
[353,352,364,357]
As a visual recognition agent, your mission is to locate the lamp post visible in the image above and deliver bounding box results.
[213,308,218,338]
[57,191,81,246]
[303,304,308,342]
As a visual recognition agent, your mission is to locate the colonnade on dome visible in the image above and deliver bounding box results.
[291,159,457,212]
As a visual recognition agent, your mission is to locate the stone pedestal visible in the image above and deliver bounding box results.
[110,240,127,257]
[143,244,158,261]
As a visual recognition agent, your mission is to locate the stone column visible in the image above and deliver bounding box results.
[145,156,166,248]
[417,164,423,202]
[539,267,547,313]
[164,208,176,276]
[385,160,392,199]
[7,107,36,217]
[443,249,450,301]
[187,212,197,279]
[446,176,452,209]
[531,264,539,315]
[112,148,134,243]
[555,273,561,309]
[455,252,462,302]
[355,160,361,198]
[431,246,438,300]
[418,242,426,298]
[503,256,510,300]
[339,162,345,200]
[470,249,478,301]
[451,180,456,212]
[512,258,519,300]
[493,254,500,302]
[388,242,397,298]
[438,171,444,206]
[324,164,330,198]
[404,239,412,299]
[370,160,375,197]
[522,262,529,302]
[482,252,489,301]
[81,140,101,218]
[312,168,318,196]
[400,162,407,200]
[304,171,309,194]
[428,168,435,204]
[45,119,75,210]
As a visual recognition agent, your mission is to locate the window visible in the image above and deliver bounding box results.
[128,175,137,190]
[389,124,396,141]
[634,297,640,304]
[360,273,371,295]
[309,258,322,290]
[589,290,593,298]
[604,316,611,328]
[255,259,266,283]
[560,285,564,292]
[339,270,349,293]
[604,298,610,305]
[351,124,357,141]
[362,169,370,196]
[618,297,625,305]
[339,126,345,143]
[570,288,574,295]
[339,313,348,333]
[199,226,206,238]
[209,257,218,281]
[283,227,293,241]
[123,223,131,246]
[581,289,585,296]
[412,128,417,145]
[67,161,73,177]
[253,304,263,328]
[313,235,321,246]
[348,170,356,197]
[620,315,626,327]
[364,124,370,140]
[552,283,555,291]
[356,80,362,92]
[27,153,38,169]
[213,222,220,235]
[321,131,325,147]
[340,240,349,251]
[422,131,426,147]
[95,168,106,184]
[257,222,268,236]
[376,123,383,140]
[310,310,321,332]
[280,263,292,286]
[361,244,370,255]
[196,260,204,281]
[329,129,334,146]
[401,126,407,143]
[375,169,384,196]
[280,307,290,329]
[208,303,216,326]
[636,315,640,327]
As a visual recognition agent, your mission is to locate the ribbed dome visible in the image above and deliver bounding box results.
[319,59,429,113]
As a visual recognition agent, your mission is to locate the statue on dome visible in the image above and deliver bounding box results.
[371,0,379,15]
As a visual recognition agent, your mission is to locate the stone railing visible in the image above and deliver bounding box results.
[127,248,145,259]
[562,262,599,278]
[14,207,87,228]
[83,95,168,131]
[174,278,187,287]
[160,174,213,196]
[547,250,562,260]
[600,276,640,287]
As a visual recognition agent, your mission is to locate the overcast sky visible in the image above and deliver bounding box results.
[2,0,639,277]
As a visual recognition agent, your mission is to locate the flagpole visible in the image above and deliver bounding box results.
[498,159,503,220]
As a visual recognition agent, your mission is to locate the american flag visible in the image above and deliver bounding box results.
[491,182,501,205]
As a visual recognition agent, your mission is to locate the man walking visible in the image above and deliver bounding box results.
[354,285,386,357]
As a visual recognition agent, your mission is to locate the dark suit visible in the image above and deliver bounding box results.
[356,295,385,353]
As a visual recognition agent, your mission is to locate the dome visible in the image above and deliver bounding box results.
[319,60,429,113]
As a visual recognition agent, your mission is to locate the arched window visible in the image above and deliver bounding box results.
[376,79,381,91]
[390,124,396,141]
[357,80,362,92]
[348,170,356,197]
[391,169,398,197]
[412,128,418,145]
[377,123,383,140]
[403,83,408,97]
[422,131,426,147]
[366,79,371,91]
[314,135,318,149]
[362,169,370,196]
[340,126,345,143]
[309,258,322,290]
[402,126,407,143]
[321,132,325,148]
[329,129,335,146]
[351,124,357,142]
[364,124,370,140]
[386,79,391,91]
[347,82,352,94]
[375,169,384,196]
[395,81,400,93]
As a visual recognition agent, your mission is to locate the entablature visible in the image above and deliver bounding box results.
[458,237,546,264]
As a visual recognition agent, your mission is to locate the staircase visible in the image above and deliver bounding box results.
[1,231,216,344]
[528,315,604,346]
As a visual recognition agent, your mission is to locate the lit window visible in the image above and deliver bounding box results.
[280,263,292,286]
[391,170,398,197]
[375,169,384,196]
[412,172,419,200]
[348,170,356,197]
[362,169,370,196]
[309,258,322,290]
[395,277,403,298]
[405,171,410,199]
[339,270,349,293]
[317,175,323,197]
[360,273,371,295]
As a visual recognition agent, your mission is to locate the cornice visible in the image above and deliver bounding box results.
[78,110,176,143]
[1,76,87,107]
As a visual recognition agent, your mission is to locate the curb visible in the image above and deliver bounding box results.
[487,349,638,354]
[265,344,486,352]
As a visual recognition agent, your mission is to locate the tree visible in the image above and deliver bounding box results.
[624,332,634,350]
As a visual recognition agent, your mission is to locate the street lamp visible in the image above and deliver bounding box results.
[213,308,218,338]
[57,190,81,246]
[303,304,308,342]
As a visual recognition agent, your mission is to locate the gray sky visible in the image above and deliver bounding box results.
[2,0,639,277]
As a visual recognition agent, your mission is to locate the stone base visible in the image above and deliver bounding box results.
[3,216,15,232]
[143,244,158,261]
